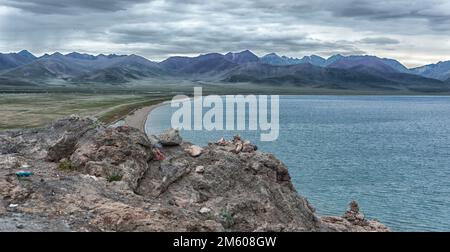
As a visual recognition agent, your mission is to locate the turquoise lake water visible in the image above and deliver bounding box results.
[146,95,450,231]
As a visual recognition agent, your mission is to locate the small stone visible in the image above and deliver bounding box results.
[349,200,360,212]
[242,141,257,153]
[356,212,365,221]
[195,166,205,174]
[199,207,211,214]
[158,129,182,146]
[8,204,18,212]
[152,148,166,161]
[185,145,203,157]
[217,137,229,146]
[234,142,243,153]
[20,164,31,169]
[343,200,369,225]
[148,135,162,148]
[16,224,24,229]
[83,174,98,181]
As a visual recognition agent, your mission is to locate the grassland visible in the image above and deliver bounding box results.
[0,93,170,130]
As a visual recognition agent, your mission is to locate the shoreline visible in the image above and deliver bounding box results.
[120,93,450,134]
[123,100,169,133]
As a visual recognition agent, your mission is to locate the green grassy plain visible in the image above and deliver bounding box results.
[0,93,170,130]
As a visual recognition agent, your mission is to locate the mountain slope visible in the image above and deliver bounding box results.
[159,53,238,76]
[0,50,37,71]
[301,55,327,66]
[260,53,399,69]
[72,55,166,83]
[379,58,410,73]
[260,53,326,66]
[222,62,448,91]
[1,53,165,83]
[2,53,91,80]
[259,54,409,74]
[327,55,408,73]
[223,63,395,88]
[410,61,450,81]
[224,50,260,64]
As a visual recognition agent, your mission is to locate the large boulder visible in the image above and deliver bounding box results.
[70,126,153,190]
[135,140,322,231]
[46,116,99,162]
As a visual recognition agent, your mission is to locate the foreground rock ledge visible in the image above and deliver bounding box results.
[0,116,389,232]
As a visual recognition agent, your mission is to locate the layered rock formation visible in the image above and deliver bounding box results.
[0,116,389,232]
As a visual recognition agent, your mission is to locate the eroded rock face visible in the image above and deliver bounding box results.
[0,117,389,232]
[134,141,323,231]
[46,117,99,162]
[70,126,153,191]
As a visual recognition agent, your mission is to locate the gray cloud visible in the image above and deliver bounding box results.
[0,0,450,66]
[358,37,400,45]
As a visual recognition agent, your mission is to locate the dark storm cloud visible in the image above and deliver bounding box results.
[0,0,450,66]
[0,0,149,14]
[323,0,450,32]
[108,19,365,58]
[331,0,450,21]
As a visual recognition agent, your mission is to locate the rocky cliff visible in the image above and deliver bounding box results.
[0,116,388,232]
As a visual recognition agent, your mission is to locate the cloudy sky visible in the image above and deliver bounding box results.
[1,0,450,67]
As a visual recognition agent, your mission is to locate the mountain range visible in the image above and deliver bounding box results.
[1,50,450,92]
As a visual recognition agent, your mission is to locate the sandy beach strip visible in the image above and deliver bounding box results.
[123,101,169,133]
